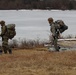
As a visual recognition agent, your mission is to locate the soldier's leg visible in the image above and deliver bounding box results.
[8,46,12,54]
[2,42,12,54]
[2,37,12,54]
[2,41,8,54]
[53,37,59,51]
[51,35,54,45]
[2,46,7,54]
[6,41,12,54]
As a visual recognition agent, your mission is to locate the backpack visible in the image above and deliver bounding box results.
[55,20,68,33]
[6,24,16,39]
[59,24,68,33]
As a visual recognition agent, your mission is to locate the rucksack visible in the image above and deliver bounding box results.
[55,20,68,33]
[6,24,16,39]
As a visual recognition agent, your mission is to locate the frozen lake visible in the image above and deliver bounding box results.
[0,10,76,41]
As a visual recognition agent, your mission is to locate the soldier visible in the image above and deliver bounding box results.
[0,20,12,54]
[48,17,60,51]
[48,18,68,51]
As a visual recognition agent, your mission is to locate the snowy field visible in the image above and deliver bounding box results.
[0,10,76,41]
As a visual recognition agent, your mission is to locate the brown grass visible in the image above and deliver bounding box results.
[0,48,76,75]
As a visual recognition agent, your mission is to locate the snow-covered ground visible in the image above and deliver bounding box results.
[0,10,76,41]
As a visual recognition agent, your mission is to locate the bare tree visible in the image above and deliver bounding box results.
[0,0,76,10]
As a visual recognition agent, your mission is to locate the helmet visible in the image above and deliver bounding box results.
[48,17,53,23]
[0,20,5,24]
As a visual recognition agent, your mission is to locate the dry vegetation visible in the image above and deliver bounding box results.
[0,39,76,75]
[0,47,76,75]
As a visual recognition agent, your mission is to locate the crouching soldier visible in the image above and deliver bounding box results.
[48,18,68,51]
[0,20,12,54]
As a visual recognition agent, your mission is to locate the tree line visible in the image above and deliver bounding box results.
[0,0,76,10]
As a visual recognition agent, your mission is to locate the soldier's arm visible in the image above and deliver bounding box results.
[51,23,56,37]
[1,26,6,36]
